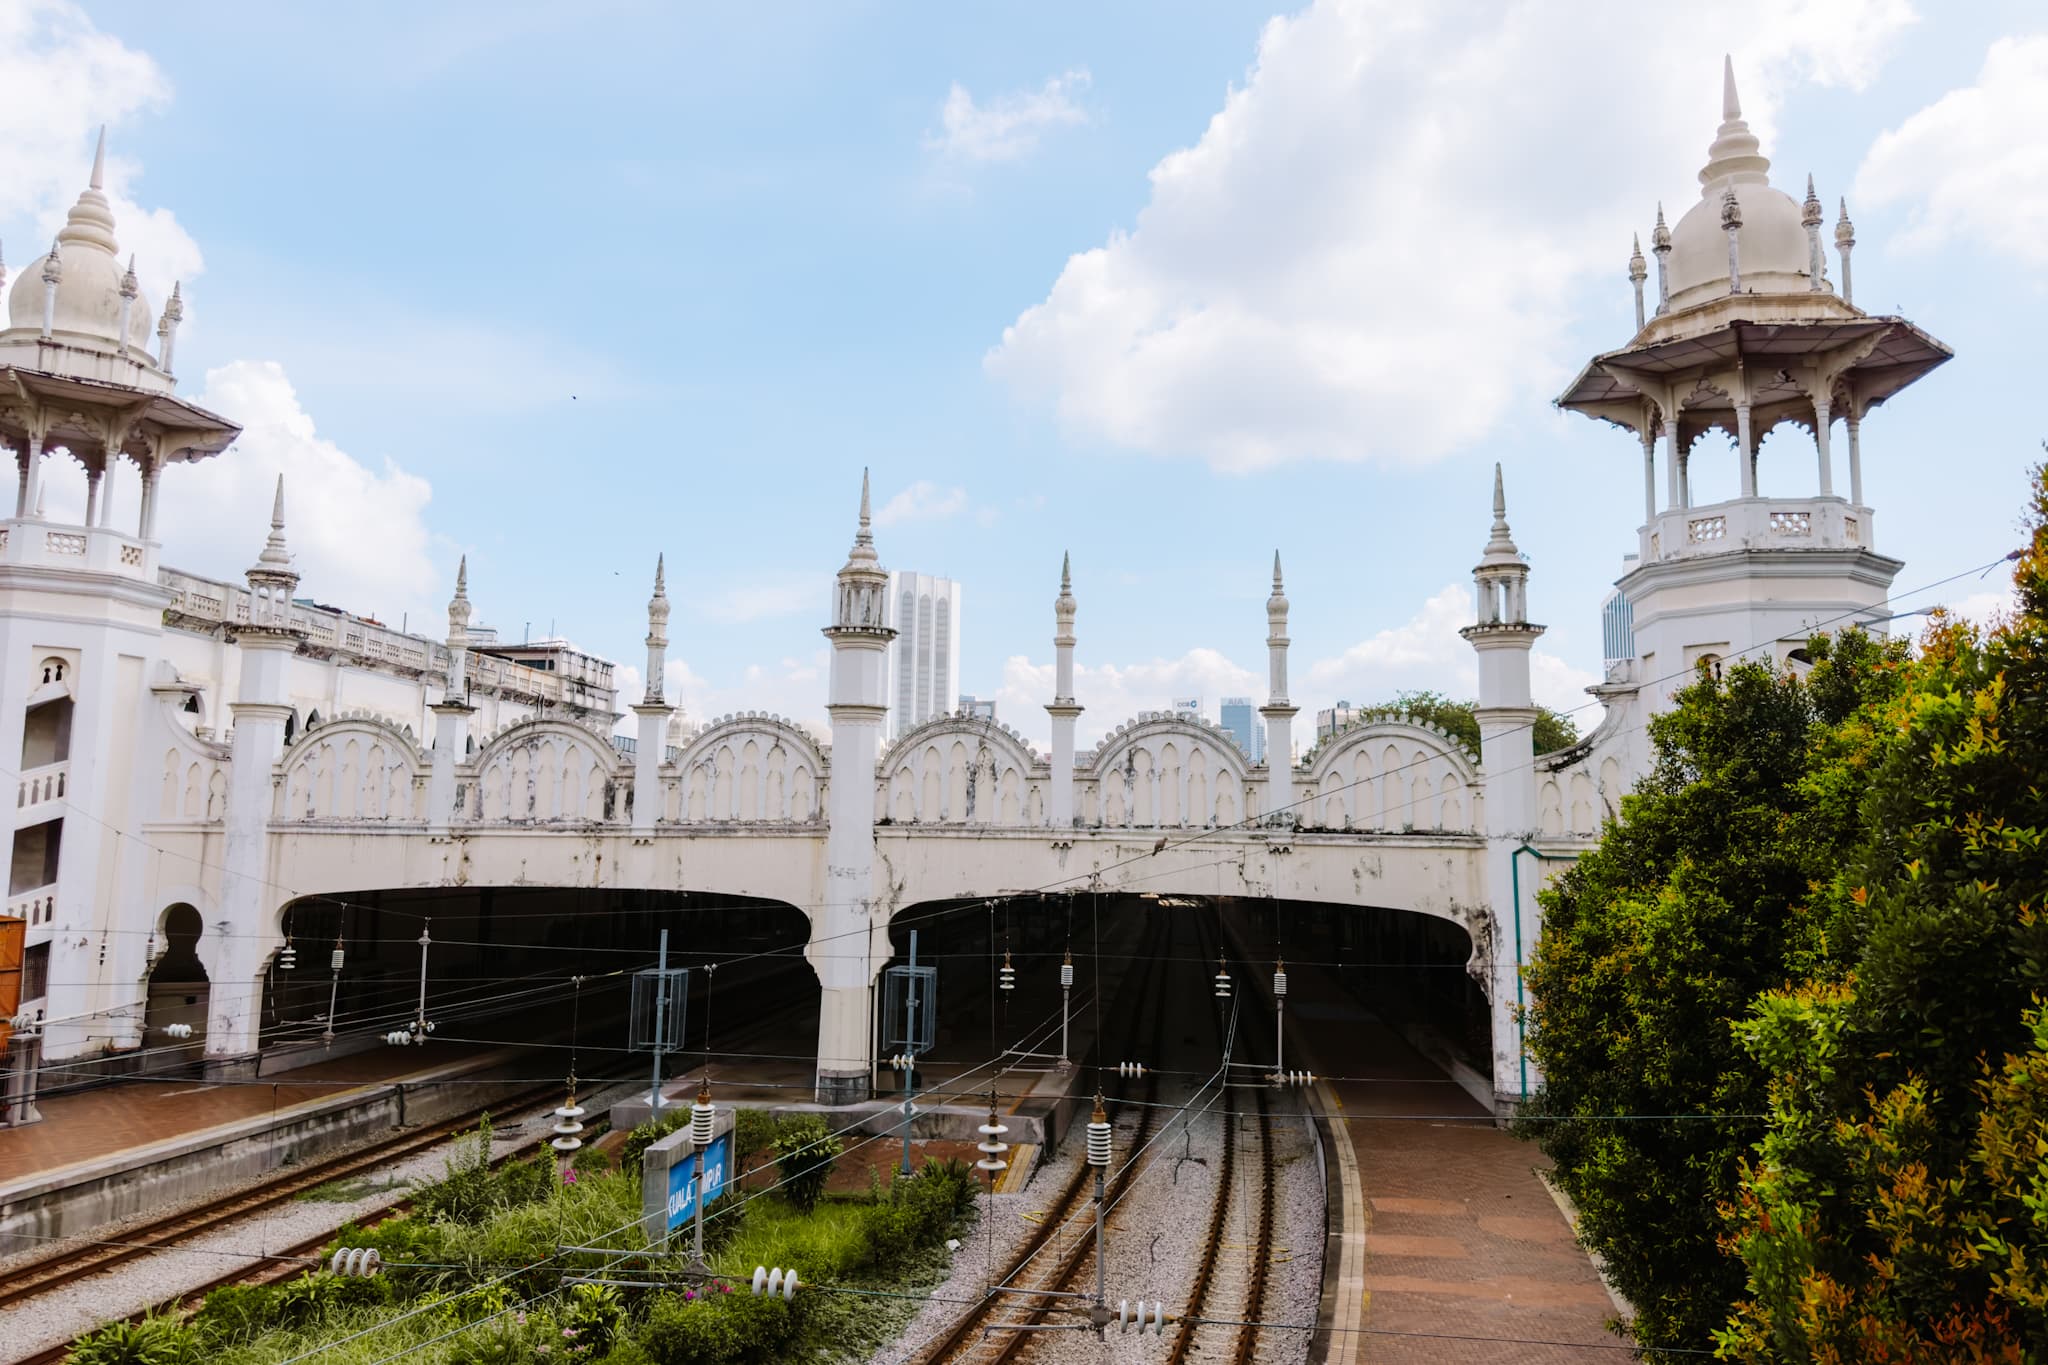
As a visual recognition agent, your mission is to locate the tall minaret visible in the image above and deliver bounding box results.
[212,478,307,1075]
[1045,553,1081,828]
[1460,465,1544,1107]
[1259,553,1298,823]
[815,471,896,1104]
[427,558,475,836]
[631,556,672,835]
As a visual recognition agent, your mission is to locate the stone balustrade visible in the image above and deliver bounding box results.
[1643,495,1872,564]
[16,761,67,823]
[0,520,154,579]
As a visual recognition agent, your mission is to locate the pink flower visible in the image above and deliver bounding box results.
[562,1168,578,1185]
[563,1329,577,1338]
[683,1289,697,1301]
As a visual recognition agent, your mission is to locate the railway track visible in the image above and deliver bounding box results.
[908,913,1175,1364]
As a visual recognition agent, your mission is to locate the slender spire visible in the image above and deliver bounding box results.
[1628,233,1648,329]
[57,128,118,254]
[1835,198,1857,306]
[1699,54,1769,191]
[1482,462,1520,560]
[1060,550,1071,594]
[256,474,291,568]
[119,254,137,299]
[842,467,880,569]
[1271,550,1284,592]
[653,551,666,596]
[455,554,468,599]
[41,239,61,284]
[89,126,106,189]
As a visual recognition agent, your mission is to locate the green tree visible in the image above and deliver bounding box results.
[1716,469,2048,1360]
[1518,631,1907,1358]
[1358,688,1580,756]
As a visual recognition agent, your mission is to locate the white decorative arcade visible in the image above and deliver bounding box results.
[0,65,1952,1117]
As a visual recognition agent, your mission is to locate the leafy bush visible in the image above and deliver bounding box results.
[732,1108,777,1172]
[415,1114,501,1224]
[636,1287,802,1365]
[69,1316,202,1365]
[771,1115,842,1214]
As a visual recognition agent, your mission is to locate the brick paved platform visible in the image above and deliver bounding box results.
[1290,964,1628,1363]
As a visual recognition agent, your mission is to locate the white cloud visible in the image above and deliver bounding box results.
[1856,34,2048,267]
[0,1,202,313]
[698,578,818,625]
[874,480,969,526]
[930,68,1091,163]
[991,582,1599,748]
[144,361,442,625]
[986,0,1913,471]
[612,654,829,739]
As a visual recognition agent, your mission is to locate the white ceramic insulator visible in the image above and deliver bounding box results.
[1086,1118,1111,1167]
[1060,963,1074,987]
[1274,971,1288,997]
[691,1101,716,1146]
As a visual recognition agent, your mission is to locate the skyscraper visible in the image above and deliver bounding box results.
[1220,696,1263,763]
[883,572,962,738]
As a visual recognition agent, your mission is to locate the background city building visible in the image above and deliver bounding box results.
[884,571,961,739]
[1219,696,1263,763]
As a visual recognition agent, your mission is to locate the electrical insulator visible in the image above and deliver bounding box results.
[552,1094,586,1154]
[1270,1069,1317,1087]
[976,1104,1010,1174]
[328,1248,383,1277]
[999,951,1016,993]
[887,1053,918,1071]
[1273,960,1288,997]
[1116,1061,1146,1078]
[278,939,297,971]
[1116,1300,1170,1334]
[1059,953,1074,988]
[751,1266,800,1299]
[383,1030,414,1046]
[330,941,345,973]
[1213,955,1233,999]
[1085,1093,1112,1167]
[690,1081,716,1146]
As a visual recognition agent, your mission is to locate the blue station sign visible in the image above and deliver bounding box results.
[665,1133,731,1231]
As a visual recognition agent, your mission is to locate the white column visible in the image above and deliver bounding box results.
[1736,403,1756,499]
[100,456,119,527]
[1847,414,1863,508]
[139,463,161,540]
[84,469,101,527]
[20,435,44,522]
[1639,426,1657,524]
[210,636,296,1075]
[1663,421,1680,512]
[1813,391,1834,497]
[427,701,471,835]
[631,704,668,833]
[1047,556,1080,828]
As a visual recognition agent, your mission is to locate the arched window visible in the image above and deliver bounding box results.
[283,710,299,745]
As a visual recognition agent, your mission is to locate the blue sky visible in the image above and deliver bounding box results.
[4,1,2042,745]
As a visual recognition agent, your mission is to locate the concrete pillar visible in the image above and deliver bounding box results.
[1813,391,1834,497]
[632,703,669,832]
[1847,414,1864,508]
[1736,402,1756,499]
[210,637,296,1074]
[1638,425,1656,525]
[20,436,44,522]
[427,701,471,834]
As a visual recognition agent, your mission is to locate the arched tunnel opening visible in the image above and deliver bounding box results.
[875,893,1490,1099]
[263,889,820,1084]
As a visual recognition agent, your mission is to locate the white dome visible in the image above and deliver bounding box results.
[3,134,157,355]
[1663,61,1821,312]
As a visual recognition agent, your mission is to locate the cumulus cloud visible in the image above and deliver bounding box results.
[991,582,1598,749]
[986,0,1914,471]
[930,69,1090,163]
[611,654,829,739]
[1856,34,2048,268]
[874,480,969,526]
[0,1,202,312]
[140,362,442,625]
[698,577,819,625]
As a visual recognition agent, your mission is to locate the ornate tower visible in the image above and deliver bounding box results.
[815,471,896,1104]
[427,558,475,836]
[1557,59,1950,744]
[0,133,238,1076]
[631,555,672,835]
[1045,553,1081,828]
[1260,554,1298,822]
[1461,466,1545,1100]
[213,479,307,1074]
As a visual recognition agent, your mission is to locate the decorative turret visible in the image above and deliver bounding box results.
[445,556,472,694]
[39,240,61,339]
[117,256,138,355]
[1834,198,1856,306]
[644,555,670,704]
[1801,175,1825,292]
[817,470,899,1104]
[1627,235,1647,331]
[244,476,301,632]
[156,282,183,376]
[1260,552,1299,820]
[1046,552,1083,828]
[1720,185,1743,293]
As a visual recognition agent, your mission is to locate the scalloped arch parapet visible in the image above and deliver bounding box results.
[1299,716,1483,834]
[1092,713,1254,783]
[471,715,624,775]
[667,711,826,825]
[880,714,1043,774]
[285,710,431,768]
[675,711,827,773]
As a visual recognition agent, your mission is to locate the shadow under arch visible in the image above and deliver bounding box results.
[144,904,209,1063]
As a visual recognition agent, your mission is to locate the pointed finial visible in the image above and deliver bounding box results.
[89,126,106,190]
[1492,462,1506,520]
[1652,203,1671,251]
[1722,54,1740,121]
[120,253,138,299]
[163,281,183,321]
[1700,57,1767,190]
[42,239,61,284]
[1272,550,1284,590]
[270,474,285,530]
[1802,174,1823,227]
[654,552,666,595]
[1482,463,1519,560]
[1060,550,1071,592]
[455,554,469,598]
[1835,197,1855,244]
[1628,233,1646,281]
[859,467,872,532]
[251,474,294,572]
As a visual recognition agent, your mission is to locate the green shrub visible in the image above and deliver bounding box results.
[731,1108,776,1172]
[69,1315,202,1365]
[636,1288,801,1365]
[560,1283,626,1355]
[771,1116,841,1214]
[414,1114,500,1224]
[619,1109,689,1175]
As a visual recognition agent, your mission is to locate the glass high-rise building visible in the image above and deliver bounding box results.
[1220,696,1263,763]
[883,572,962,739]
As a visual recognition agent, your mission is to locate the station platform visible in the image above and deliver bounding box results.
[0,1043,534,1254]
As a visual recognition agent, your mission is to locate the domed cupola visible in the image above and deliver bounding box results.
[1660,59,1816,312]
